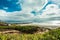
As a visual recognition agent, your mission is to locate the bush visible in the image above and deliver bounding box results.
[15,26,39,34]
[0,26,40,33]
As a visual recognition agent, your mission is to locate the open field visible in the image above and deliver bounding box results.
[0,27,59,40]
[0,23,59,40]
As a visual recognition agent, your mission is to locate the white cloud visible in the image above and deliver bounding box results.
[3,7,8,10]
[51,0,60,5]
[38,4,60,24]
[1,0,60,24]
[0,0,48,23]
[0,10,8,16]
[20,0,48,12]
[40,4,60,18]
[0,10,34,20]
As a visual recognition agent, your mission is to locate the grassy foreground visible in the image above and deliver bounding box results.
[0,26,59,40]
[0,29,60,40]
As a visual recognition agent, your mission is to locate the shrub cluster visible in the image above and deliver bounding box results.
[0,26,39,33]
[15,26,39,33]
[0,26,60,40]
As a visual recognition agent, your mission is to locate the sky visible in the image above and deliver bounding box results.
[0,0,60,24]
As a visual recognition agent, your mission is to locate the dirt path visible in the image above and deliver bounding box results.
[0,29,20,34]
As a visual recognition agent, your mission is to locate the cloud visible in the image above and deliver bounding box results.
[38,4,60,23]
[41,4,60,18]
[0,10,34,22]
[1,0,60,24]
[51,0,60,5]
[20,0,48,12]
[0,0,48,23]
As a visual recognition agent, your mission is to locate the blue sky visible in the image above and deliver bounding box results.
[0,0,60,23]
[0,0,21,12]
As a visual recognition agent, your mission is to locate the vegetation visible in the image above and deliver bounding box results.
[0,28,59,40]
[0,26,39,33]
[15,26,39,33]
[0,24,60,40]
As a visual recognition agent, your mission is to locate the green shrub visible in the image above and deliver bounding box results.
[15,26,39,33]
[0,26,39,33]
[0,26,60,40]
